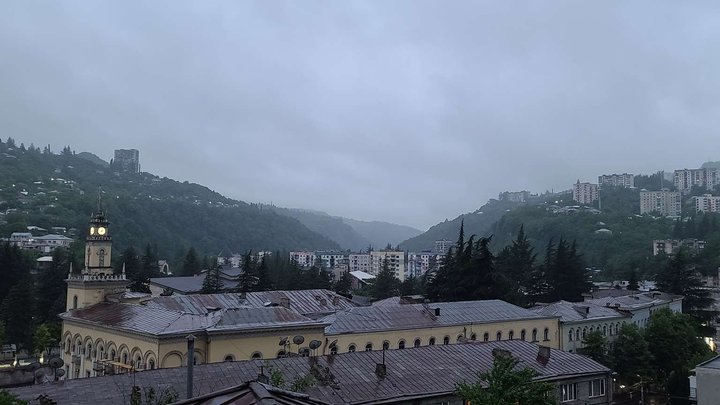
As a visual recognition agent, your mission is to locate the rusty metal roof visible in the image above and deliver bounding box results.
[325,299,555,335]
[10,340,609,405]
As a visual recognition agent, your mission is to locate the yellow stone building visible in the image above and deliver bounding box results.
[60,211,561,380]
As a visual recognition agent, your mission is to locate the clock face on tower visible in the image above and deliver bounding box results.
[90,227,96,235]
[98,227,106,236]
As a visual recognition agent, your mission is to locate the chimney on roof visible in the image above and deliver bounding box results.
[537,346,551,364]
[257,366,269,384]
[280,297,291,309]
[375,363,387,378]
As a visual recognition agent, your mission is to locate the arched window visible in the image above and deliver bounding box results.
[483,333,489,342]
[73,295,78,309]
[496,331,502,341]
[251,352,263,360]
[568,329,574,341]
[520,330,526,341]
[365,343,373,352]
[122,353,128,364]
[508,330,514,340]
[470,333,477,341]
[135,356,142,369]
[590,326,594,333]
[615,323,620,335]
[398,340,406,349]
[414,339,421,348]
[348,344,356,353]
[224,355,234,362]
[582,328,587,339]
[457,335,463,342]
[429,337,436,345]
[382,341,390,350]
[98,249,106,267]
[603,325,607,336]
[532,329,538,342]
[443,336,450,345]
[543,328,549,341]
[575,329,580,341]
[111,349,116,360]
[330,346,338,355]
[277,350,286,358]
[148,359,156,370]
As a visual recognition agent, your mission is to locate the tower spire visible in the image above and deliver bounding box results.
[96,188,103,215]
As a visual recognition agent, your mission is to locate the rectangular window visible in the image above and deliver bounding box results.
[561,383,577,402]
[589,379,606,397]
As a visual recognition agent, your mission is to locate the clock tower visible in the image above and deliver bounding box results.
[65,208,129,311]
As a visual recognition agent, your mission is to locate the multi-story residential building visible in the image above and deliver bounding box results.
[639,190,682,217]
[653,239,706,256]
[407,251,436,278]
[434,239,453,254]
[532,300,630,353]
[498,190,530,203]
[369,250,406,281]
[695,194,720,213]
[6,232,73,253]
[315,251,346,269]
[674,168,720,194]
[572,181,599,205]
[598,173,635,188]
[348,253,370,273]
[289,251,316,268]
[112,149,140,173]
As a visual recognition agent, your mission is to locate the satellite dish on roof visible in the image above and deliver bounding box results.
[292,335,305,345]
[49,357,64,369]
[279,337,288,346]
[309,340,322,350]
[55,368,65,378]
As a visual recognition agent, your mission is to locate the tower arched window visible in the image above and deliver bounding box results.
[543,328,549,341]
[98,248,106,267]
[532,329,538,342]
[520,329,526,341]
[73,296,78,309]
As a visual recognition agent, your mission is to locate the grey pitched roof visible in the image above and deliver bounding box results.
[325,300,555,335]
[531,300,629,323]
[146,290,358,318]
[584,291,683,311]
[695,355,720,370]
[173,381,330,405]
[61,302,325,337]
[10,340,609,405]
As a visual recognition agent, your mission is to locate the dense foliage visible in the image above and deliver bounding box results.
[455,352,554,405]
[426,223,589,305]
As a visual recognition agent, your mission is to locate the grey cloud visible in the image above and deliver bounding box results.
[2,1,720,229]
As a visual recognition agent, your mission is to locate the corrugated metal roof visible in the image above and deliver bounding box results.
[146,289,357,318]
[10,340,609,405]
[531,300,628,322]
[585,291,682,310]
[326,299,554,335]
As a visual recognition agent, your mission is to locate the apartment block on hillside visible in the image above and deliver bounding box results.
[598,173,634,188]
[572,181,598,205]
[639,190,681,217]
[674,168,720,194]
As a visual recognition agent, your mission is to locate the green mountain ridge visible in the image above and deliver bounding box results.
[0,140,340,264]
[267,206,422,251]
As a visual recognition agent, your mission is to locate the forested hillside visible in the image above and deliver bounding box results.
[399,199,520,252]
[0,139,339,263]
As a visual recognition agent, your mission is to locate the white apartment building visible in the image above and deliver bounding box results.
[695,194,720,213]
[598,173,634,188]
[316,251,347,269]
[407,252,435,278]
[572,181,599,205]
[653,239,706,256]
[369,251,406,281]
[674,168,720,194]
[639,190,681,217]
[434,239,453,254]
[289,251,316,268]
[348,253,370,273]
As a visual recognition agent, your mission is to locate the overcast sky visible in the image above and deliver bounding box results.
[2,1,720,230]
